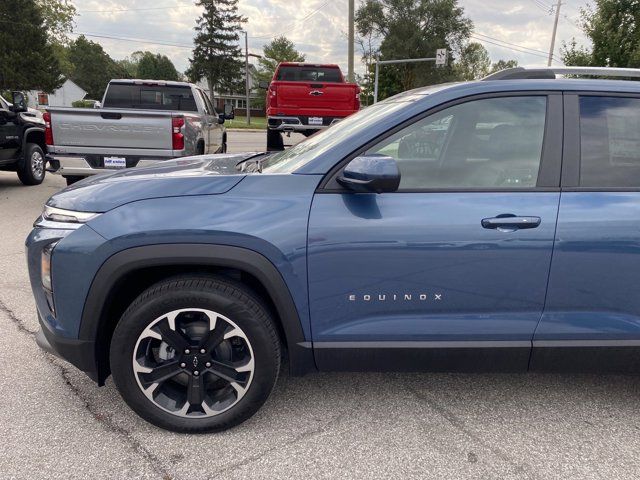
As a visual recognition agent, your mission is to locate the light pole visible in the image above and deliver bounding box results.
[347,0,354,82]
[243,31,250,125]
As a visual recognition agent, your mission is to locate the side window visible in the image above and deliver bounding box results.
[197,90,212,115]
[366,96,547,189]
[579,96,640,188]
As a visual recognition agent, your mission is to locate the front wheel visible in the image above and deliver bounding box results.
[17,143,45,185]
[110,276,281,432]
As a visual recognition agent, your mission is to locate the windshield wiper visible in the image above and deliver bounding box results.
[235,152,273,173]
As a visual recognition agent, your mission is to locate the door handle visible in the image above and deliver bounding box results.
[481,215,541,230]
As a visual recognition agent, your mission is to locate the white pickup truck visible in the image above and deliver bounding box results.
[44,79,234,185]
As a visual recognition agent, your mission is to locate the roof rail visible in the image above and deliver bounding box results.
[483,66,640,81]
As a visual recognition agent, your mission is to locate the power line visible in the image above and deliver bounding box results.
[79,4,195,13]
[470,34,561,63]
[473,32,550,56]
[249,0,333,39]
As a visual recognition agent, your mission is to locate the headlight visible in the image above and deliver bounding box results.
[43,205,100,224]
[41,242,57,291]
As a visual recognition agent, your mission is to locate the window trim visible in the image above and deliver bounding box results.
[318,91,563,193]
[562,92,640,192]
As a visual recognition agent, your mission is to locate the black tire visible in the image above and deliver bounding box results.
[63,176,83,186]
[110,276,281,433]
[17,143,45,185]
[266,129,284,151]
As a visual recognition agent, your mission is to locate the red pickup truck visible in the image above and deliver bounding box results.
[262,62,360,150]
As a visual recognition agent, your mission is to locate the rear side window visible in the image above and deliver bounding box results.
[579,96,640,187]
[103,84,198,112]
[276,66,342,82]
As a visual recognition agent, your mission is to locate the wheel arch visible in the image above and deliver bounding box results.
[21,128,46,163]
[80,244,315,384]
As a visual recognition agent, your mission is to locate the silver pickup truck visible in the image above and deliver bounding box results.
[45,79,234,185]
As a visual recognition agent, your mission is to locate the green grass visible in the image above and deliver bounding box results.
[226,116,267,129]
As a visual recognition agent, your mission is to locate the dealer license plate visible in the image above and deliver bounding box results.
[104,156,127,169]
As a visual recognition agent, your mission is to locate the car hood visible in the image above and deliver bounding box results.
[47,152,262,212]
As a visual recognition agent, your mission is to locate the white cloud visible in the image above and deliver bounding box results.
[70,0,591,76]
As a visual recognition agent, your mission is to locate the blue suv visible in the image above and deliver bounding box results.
[27,67,640,432]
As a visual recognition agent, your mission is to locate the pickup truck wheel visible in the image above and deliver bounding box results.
[17,143,45,185]
[110,276,281,433]
[63,176,83,186]
[266,129,284,151]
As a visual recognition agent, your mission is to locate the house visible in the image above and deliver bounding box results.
[196,64,264,117]
[27,79,88,109]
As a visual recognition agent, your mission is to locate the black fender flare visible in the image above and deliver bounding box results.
[20,127,45,165]
[79,244,316,378]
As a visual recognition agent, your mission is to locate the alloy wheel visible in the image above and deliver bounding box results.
[31,150,44,179]
[132,308,255,418]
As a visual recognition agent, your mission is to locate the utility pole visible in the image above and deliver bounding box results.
[347,0,354,82]
[244,31,251,125]
[547,0,562,66]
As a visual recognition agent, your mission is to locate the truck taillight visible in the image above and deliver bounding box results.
[269,86,277,107]
[43,112,53,145]
[355,91,361,110]
[172,116,184,150]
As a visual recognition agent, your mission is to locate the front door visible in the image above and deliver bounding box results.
[308,94,563,371]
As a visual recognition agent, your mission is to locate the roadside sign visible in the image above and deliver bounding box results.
[436,49,448,66]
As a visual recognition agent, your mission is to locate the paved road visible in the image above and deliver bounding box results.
[1,131,640,479]
[226,129,305,153]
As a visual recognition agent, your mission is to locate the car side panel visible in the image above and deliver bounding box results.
[66,174,322,341]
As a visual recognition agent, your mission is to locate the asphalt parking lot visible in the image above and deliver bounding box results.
[2,130,640,479]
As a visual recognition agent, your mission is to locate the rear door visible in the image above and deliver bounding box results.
[308,93,563,371]
[199,90,222,153]
[534,93,640,370]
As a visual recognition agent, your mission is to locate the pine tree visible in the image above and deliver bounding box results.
[186,0,246,98]
[0,0,63,91]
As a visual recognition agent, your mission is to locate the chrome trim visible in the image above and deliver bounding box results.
[51,156,163,176]
[43,205,101,224]
[533,339,640,347]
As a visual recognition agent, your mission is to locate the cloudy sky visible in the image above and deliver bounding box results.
[69,0,591,75]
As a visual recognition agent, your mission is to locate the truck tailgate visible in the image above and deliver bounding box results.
[48,107,173,150]
[275,82,357,112]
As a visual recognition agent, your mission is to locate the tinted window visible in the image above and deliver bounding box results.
[103,84,197,111]
[366,96,547,189]
[579,96,640,187]
[195,90,211,115]
[276,66,342,82]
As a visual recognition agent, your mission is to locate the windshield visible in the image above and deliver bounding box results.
[262,100,417,173]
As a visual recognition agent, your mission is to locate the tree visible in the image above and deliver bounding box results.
[455,42,490,80]
[356,0,472,100]
[0,0,63,91]
[561,0,640,67]
[186,0,246,97]
[37,0,76,45]
[137,52,180,81]
[67,36,126,99]
[257,36,306,80]
[490,59,519,73]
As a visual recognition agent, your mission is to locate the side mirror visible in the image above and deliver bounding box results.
[11,91,27,113]
[258,80,270,89]
[337,155,401,193]
[223,103,235,120]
